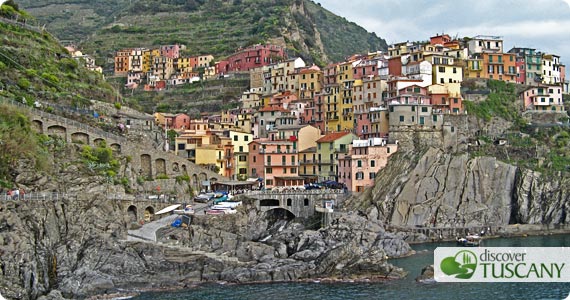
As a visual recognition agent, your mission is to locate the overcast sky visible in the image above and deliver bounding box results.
[320,0,570,78]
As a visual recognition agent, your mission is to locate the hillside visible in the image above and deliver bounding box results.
[18,0,387,66]
[0,12,116,107]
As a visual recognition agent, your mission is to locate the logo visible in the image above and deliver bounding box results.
[435,247,570,282]
[440,250,477,279]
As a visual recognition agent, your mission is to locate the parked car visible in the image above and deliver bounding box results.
[194,193,215,203]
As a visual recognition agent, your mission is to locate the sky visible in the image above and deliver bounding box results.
[320,0,570,79]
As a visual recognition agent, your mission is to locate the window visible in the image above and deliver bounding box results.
[291,168,296,173]
[244,135,249,141]
[356,172,364,180]
[239,146,243,152]
[233,135,238,141]
[239,168,247,174]
[266,179,273,185]
[253,156,256,163]
[266,167,272,174]
[239,155,247,161]
[421,107,428,112]
[454,98,458,104]
[287,199,292,206]
[371,160,376,167]
[304,199,309,206]
[252,168,256,175]
[439,66,445,73]
[369,172,376,179]
[357,160,362,167]
[399,116,404,122]
[433,115,438,122]
[453,67,457,74]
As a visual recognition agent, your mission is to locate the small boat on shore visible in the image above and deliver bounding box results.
[456,234,482,247]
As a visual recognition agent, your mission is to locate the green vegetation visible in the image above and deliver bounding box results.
[0,11,116,107]
[18,0,386,67]
[464,80,570,174]
[175,174,190,183]
[463,80,525,127]
[0,103,47,186]
[0,0,32,20]
[80,141,120,180]
[122,76,250,114]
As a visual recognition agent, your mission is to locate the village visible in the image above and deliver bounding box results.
[92,33,570,193]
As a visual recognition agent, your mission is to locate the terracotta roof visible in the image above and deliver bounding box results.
[316,131,351,143]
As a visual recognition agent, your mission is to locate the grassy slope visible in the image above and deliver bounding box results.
[0,20,115,107]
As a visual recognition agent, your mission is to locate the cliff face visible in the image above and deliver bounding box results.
[355,147,570,228]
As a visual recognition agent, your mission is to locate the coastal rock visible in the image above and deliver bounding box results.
[360,147,570,231]
[415,265,435,283]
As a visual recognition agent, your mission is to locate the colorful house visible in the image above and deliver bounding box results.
[248,140,302,189]
[228,130,253,180]
[316,132,358,182]
[521,86,564,111]
[338,138,398,192]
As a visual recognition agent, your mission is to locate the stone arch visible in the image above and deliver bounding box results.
[192,174,199,191]
[47,125,66,139]
[199,172,207,182]
[144,206,155,222]
[140,154,152,179]
[32,120,43,133]
[181,164,188,175]
[93,138,105,146]
[155,158,166,176]
[260,199,280,207]
[210,177,218,186]
[172,162,179,172]
[127,205,137,223]
[265,207,295,219]
[71,132,89,144]
[110,143,121,153]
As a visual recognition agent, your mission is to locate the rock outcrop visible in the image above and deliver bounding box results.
[352,147,570,228]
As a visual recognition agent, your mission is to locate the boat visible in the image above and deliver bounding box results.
[173,205,194,216]
[456,234,482,247]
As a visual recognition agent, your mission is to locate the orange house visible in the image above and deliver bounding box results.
[248,139,302,189]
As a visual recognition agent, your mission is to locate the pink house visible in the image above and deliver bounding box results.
[521,85,564,111]
[338,138,397,192]
[172,113,190,129]
[248,139,302,189]
[160,45,180,59]
[217,44,286,74]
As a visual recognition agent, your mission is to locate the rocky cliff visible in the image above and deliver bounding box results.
[0,143,411,299]
[351,147,570,229]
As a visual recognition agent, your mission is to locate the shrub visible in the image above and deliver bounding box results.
[114,102,122,109]
[17,78,31,89]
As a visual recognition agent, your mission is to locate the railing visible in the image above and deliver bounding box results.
[244,189,346,195]
[1,192,182,203]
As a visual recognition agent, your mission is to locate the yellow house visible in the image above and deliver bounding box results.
[176,57,192,73]
[425,53,463,85]
[234,112,254,134]
[324,85,341,132]
[195,145,224,173]
[297,125,322,151]
[298,66,323,101]
[142,49,152,73]
[229,130,253,180]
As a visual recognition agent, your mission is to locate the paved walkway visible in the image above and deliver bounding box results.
[127,214,178,242]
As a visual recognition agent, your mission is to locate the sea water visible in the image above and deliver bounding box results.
[132,235,570,300]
